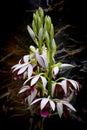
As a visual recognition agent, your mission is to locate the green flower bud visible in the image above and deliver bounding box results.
[38,7,44,19]
[33,13,37,26]
[45,31,50,46]
[38,27,44,42]
[50,23,54,40]
[32,20,37,36]
[52,39,56,56]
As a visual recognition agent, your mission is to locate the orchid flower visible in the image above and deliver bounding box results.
[11,54,34,79]
[56,100,76,118]
[30,97,55,117]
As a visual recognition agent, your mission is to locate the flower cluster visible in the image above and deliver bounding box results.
[11,7,80,118]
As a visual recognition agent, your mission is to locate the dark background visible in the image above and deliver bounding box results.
[0,0,87,130]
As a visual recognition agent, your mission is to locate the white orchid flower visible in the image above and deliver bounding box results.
[56,100,76,118]
[11,55,35,79]
[61,79,79,94]
[31,97,55,111]
[24,74,47,90]
[52,79,79,97]
[52,63,74,79]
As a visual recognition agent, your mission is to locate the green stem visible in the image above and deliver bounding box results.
[48,42,53,96]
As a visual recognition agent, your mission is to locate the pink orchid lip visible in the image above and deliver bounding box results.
[14,74,23,80]
[40,110,49,117]
[30,87,34,93]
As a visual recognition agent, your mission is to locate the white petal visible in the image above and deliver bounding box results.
[41,54,48,68]
[28,64,33,79]
[36,53,46,68]
[30,75,40,86]
[18,85,30,94]
[57,102,63,118]
[23,78,30,85]
[40,98,49,110]
[13,63,28,72]
[40,76,47,89]
[59,64,74,71]
[68,79,79,90]
[23,71,28,79]
[18,65,28,75]
[28,89,37,104]
[62,101,76,111]
[23,55,30,63]
[61,80,67,94]
[23,76,33,85]
[49,100,55,111]
[30,98,41,105]
[52,83,56,97]
[11,64,19,69]
[53,66,59,75]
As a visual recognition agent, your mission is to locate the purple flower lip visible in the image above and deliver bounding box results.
[40,110,49,117]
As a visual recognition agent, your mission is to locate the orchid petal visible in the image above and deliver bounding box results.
[57,102,63,118]
[23,55,30,63]
[61,80,67,94]
[30,98,41,105]
[18,85,30,94]
[41,55,48,68]
[53,66,59,75]
[40,98,49,110]
[52,83,56,97]
[12,63,28,72]
[18,65,28,75]
[36,53,46,68]
[68,79,79,90]
[40,76,47,89]
[28,88,37,104]
[62,101,76,111]
[49,100,55,111]
[28,64,33,79]
[59,64,74,71]
[11,64,19,69]
[40,110,49,117]
[30,75,40,86]
[23,71,28,79]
